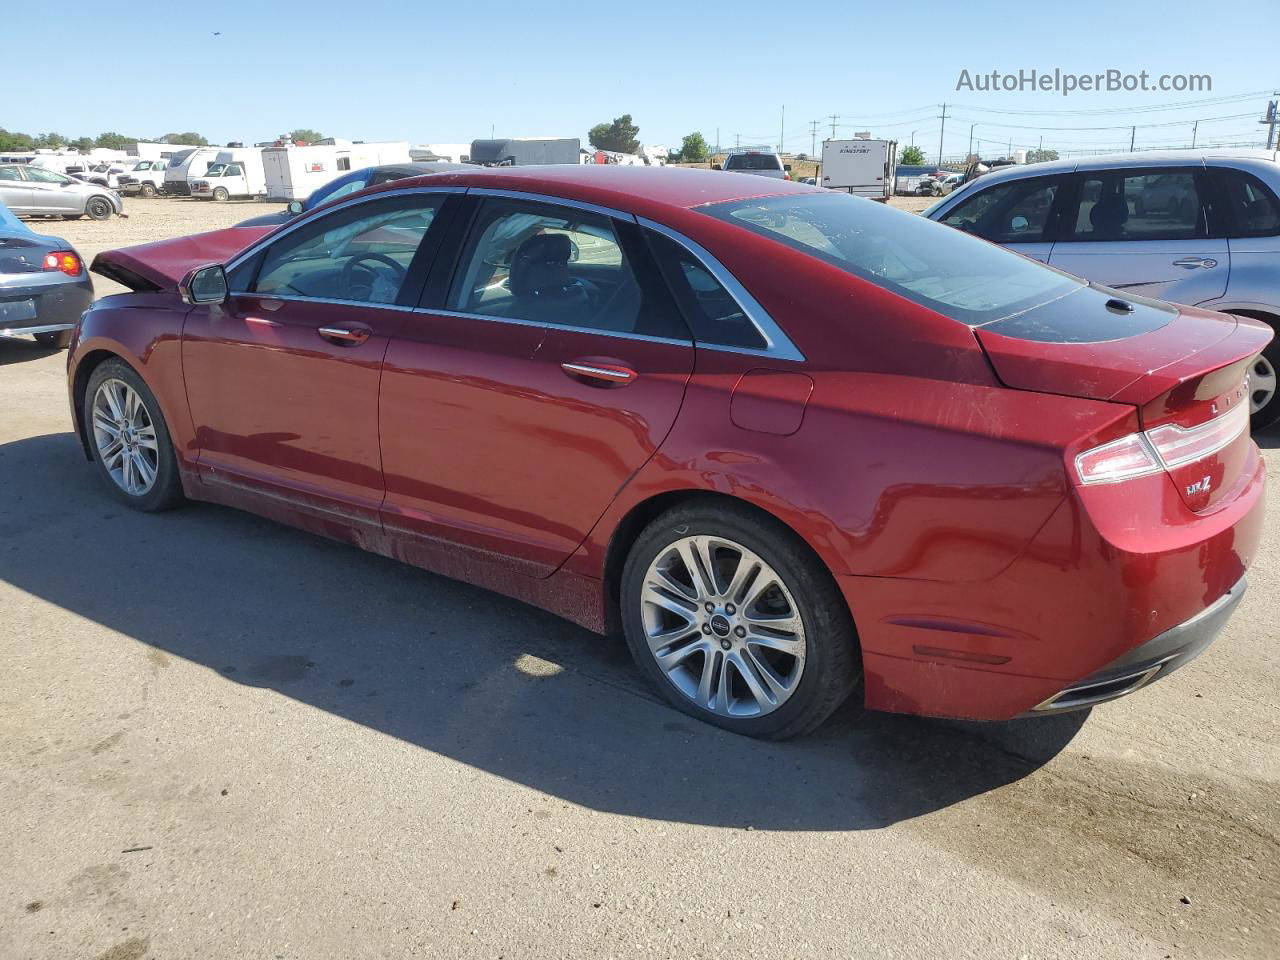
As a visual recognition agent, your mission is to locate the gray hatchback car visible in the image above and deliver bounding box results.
[925,149,1280,428]
[0,163,124,221]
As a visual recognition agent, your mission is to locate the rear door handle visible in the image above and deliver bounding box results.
[561,361,637,386]
[318,325,371,346]
[1172,257,1218,269]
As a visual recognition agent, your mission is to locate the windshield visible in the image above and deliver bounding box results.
[725,153,782,171]
[700,193,1080,326]
[204,163,227,177]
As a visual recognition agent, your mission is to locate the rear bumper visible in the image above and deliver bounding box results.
[0,277,93,337]
[1024,576,1245,714]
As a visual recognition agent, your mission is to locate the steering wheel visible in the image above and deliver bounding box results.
[340,252,407,301]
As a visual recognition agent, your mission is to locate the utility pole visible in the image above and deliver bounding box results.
[1129,125,1136,152]
[780,105,785,154]
[937,102,948,166]
[828,114,840,139]
[967,122,978,160]
[735,132,741,149]
[715,127,720,154]
[1191,120,1198,148]
[1260,100,1278,150]
[809,120,820,158]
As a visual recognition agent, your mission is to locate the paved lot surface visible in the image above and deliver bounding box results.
[0,199,1277,959]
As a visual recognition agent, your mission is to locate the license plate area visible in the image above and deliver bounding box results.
[0,298,37,328]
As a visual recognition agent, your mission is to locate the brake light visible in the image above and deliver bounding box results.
[42,251,82,277]
[1075,401,1249,484]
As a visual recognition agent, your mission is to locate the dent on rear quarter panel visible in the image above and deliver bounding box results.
[70,294,197,468]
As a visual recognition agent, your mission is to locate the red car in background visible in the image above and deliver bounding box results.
[69,166,1269,739]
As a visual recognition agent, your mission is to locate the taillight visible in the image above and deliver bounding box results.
[1075,401,1249,485]
[42,251,82,277]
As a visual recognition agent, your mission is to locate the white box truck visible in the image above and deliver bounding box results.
[261,140,412,200]
[190,148,267,201]
[163,147,223,196]
[820,139,898,200]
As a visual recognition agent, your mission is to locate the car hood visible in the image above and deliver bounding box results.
[91,225,272,292]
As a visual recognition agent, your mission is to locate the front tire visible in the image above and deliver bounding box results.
[212,187,230,202]
[621,501,860,740]
[83,359,184,512]
[139,182,156,198]
[85,196,113,220]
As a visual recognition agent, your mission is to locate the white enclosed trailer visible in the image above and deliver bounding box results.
[163,147,223,195]
[820,138,898,200]
[191,148,268,200]
[261,140,412,200]
[468,138,581,166]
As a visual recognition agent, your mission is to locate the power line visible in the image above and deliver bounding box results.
[950,88,1276,117]
[947,110,1257,132]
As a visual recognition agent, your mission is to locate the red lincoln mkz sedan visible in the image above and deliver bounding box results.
[71,166,1269,739]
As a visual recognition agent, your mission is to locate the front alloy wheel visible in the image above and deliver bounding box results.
[641,536,806,719]
[92,378,160,496]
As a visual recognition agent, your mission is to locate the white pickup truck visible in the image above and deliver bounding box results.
[116,160,167,198]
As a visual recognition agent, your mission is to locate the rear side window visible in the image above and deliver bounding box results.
[644,230,766,350]
[941,176,1060,243]
[725,153,782,171]
[1217,168,1280,237]
[1067,170,1207,242]
[702,193,1080,326]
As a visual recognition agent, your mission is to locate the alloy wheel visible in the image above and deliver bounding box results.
[640,535,806,718]
[1249,353,1277,416]
[91,378,160,496]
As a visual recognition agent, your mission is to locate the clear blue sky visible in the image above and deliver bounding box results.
[6,0,1277,158]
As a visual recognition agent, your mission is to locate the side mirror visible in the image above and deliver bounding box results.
[784,164,792,172]
[179,264,228,305]
[287,199,304,215]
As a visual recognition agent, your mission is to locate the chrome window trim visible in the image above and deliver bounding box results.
[223,185,465,278]
[466,187,637,223]
[227,292,412,313]
[637,216,805,362]
[416,307,693,348]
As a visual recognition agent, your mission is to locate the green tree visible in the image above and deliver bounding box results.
[69,137,95,153]
[899,145,926,165]
[1026,148,1059,163]
[34,132,68,149]
[289,128,323,144]
[0,128,35,151]
[94,132,134,150]
[161,132,209,146]
[587,114,640,154]
[678,131,710,163]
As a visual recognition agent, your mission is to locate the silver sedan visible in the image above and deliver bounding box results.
[0,164,124,220]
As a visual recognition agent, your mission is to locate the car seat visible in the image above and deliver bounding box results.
[1089,188,1129,240]
[508,233,592,325]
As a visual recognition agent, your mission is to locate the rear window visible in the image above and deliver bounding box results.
[701,193,1080,326]
[725,153,782,171]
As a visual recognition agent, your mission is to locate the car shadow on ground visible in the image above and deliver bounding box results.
[1,431,1088,831]
[0,339,61,366]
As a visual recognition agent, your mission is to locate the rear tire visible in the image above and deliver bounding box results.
[34,330,73,349]
[620,501,861,740]
[1249,339,1280,431]
[85,196,112,220]
[83,359,185,512]
[140,182,156,198]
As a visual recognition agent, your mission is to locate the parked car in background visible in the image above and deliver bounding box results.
[921,173,963,197]
[191,148,268,201]
[237,162,470,227]
[117,160,167,197]
[0,164,124,220]
[0,198,92,348]
[71,166,1268,739]
[926,149,1280,428]
[718,149,790,179]
[77,160,140,190]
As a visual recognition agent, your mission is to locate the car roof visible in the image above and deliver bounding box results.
[966,147,1280,185]
[381,164,811,213]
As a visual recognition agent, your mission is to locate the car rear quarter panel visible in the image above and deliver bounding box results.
[69,294,196,468]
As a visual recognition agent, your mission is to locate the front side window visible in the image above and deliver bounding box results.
[941,176,1059,243]
[703,192,1080,326]
[225,164,243,177]
[447,198,685,338]
[251,194,442,304]
[1217,168,1280,237]
[1068,170,1206,242]
[0,166,20,181]
[24,167,72,184]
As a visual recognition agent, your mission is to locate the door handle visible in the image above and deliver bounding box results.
[561,361,637,386]
[1172,257,1218,269]
[318,325,371,346]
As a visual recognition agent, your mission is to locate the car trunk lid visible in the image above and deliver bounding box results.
[975,285,1272,511]
[0,233,53,275]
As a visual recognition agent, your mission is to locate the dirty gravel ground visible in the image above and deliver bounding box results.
[0,198,1276,960]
